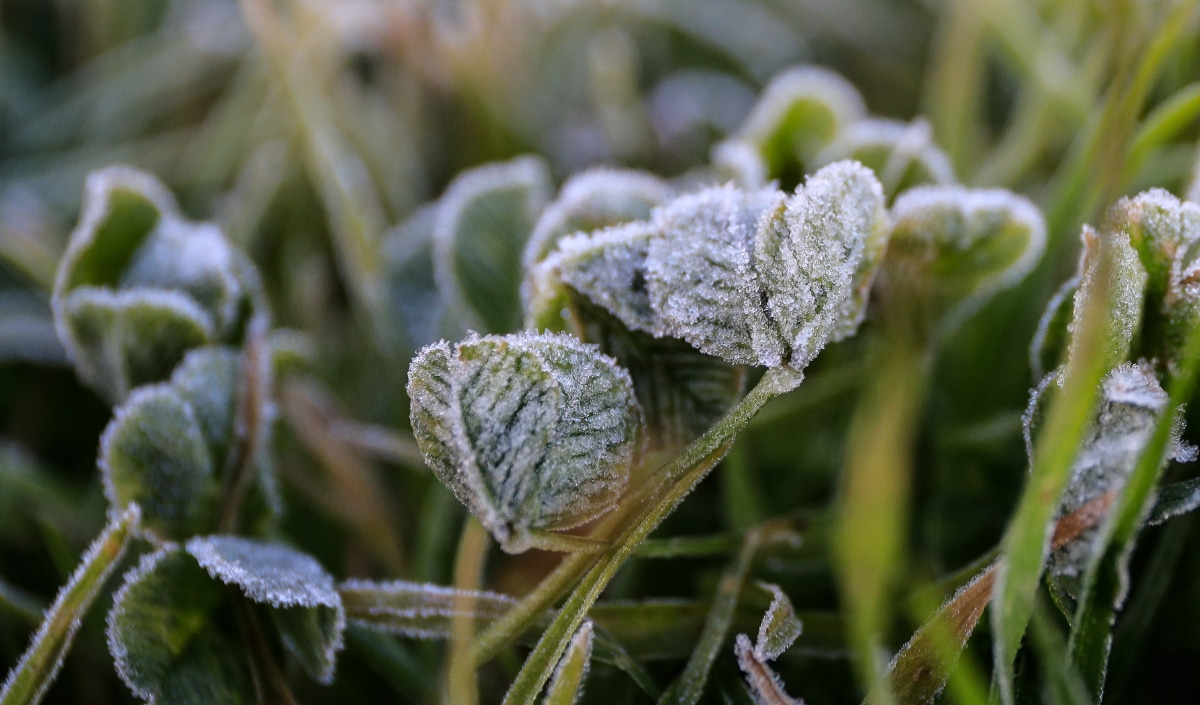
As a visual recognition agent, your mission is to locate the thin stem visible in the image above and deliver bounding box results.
[443,518,490,705]
[499,367,803,704]
[218,316,270,534]
[1,505,139,705]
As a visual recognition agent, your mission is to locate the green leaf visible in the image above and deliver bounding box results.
[648,184,785,365]
[1,505,138,705]
[541,621,594,705]
[434,156,552,333]
[522,168,672,271]
[886,185,1046,330]
[991,234,1120,705]
[382,204,450,354]
[721,65,866,180]
[100,385,216,540]
[185,535,345,683]
[812,118,956,196]
[1147,477,1200,524]
[407,332,643,553]
[1064,226,1147,378]
[168,347,240,457]
[52,166,262,404]
[58,288,214,404]
[752,583,802,662]
[754,160,889,365]
[107,548,256,705]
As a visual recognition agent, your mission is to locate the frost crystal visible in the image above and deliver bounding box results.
[407,331,642,553]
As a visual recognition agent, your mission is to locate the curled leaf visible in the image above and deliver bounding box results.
[1106,190,1200,377]
[100,385,216,540]
[522,168,672,271]
[1066,225,1147,377]
[53,166,261,403]
[812,118,955,196]
[434,156,552,333]
[107,548,256,705]
[186,535,345,683]
[718,65,866,180]
[753,582,802,663]
[407,332,643,553]
[886,185,1047,329]
[1049,363,1184,578]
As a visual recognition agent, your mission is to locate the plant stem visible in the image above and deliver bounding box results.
[498,367,803,705]
[443,518,489,705]
[1,505,139,705]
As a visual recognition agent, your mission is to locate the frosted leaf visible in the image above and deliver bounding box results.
[1030,276,1079,381]
[1106,190,1200,375]
[107,548,256,705]
[52,166,263,404]
[186,535,345,682]
[100,385,216,540]
[542,620,594,705]
[648,184,786,365]
[1149,477,1200,525]
[539,222,659,335]
[522,168,672,271]
[709,139,769,188]
[753,582,802,662]
[383,204,451,354]
[1066,225,1147,377]
[526,240,745,451]
[0,505,138,705]
[734,634,802,705]
[338,579,517,639]
[884,562,996,704]
[1050,363,1174,577]
[887,185,1047,329]
[168,347,239,457]
[733,65,866,176]
[812,118,955,196]
[407,331,642,553]
[433,156,552,333]
[59,288,214,403]
[755,160,889,365]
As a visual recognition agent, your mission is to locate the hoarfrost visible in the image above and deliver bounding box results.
[407,331,642,552]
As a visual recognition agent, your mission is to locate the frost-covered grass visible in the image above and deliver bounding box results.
[3,1,1200,704]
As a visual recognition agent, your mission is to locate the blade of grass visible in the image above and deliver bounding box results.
[658,527,764,705]
[0,505,139,705]
[835,319,928,705]
[1067,305,1200,699]
[443,518,490,705]
[991,245,1115,705]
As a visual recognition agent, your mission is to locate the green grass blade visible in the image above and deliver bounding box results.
[0,505,139,705]
[991,249,1115,705]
